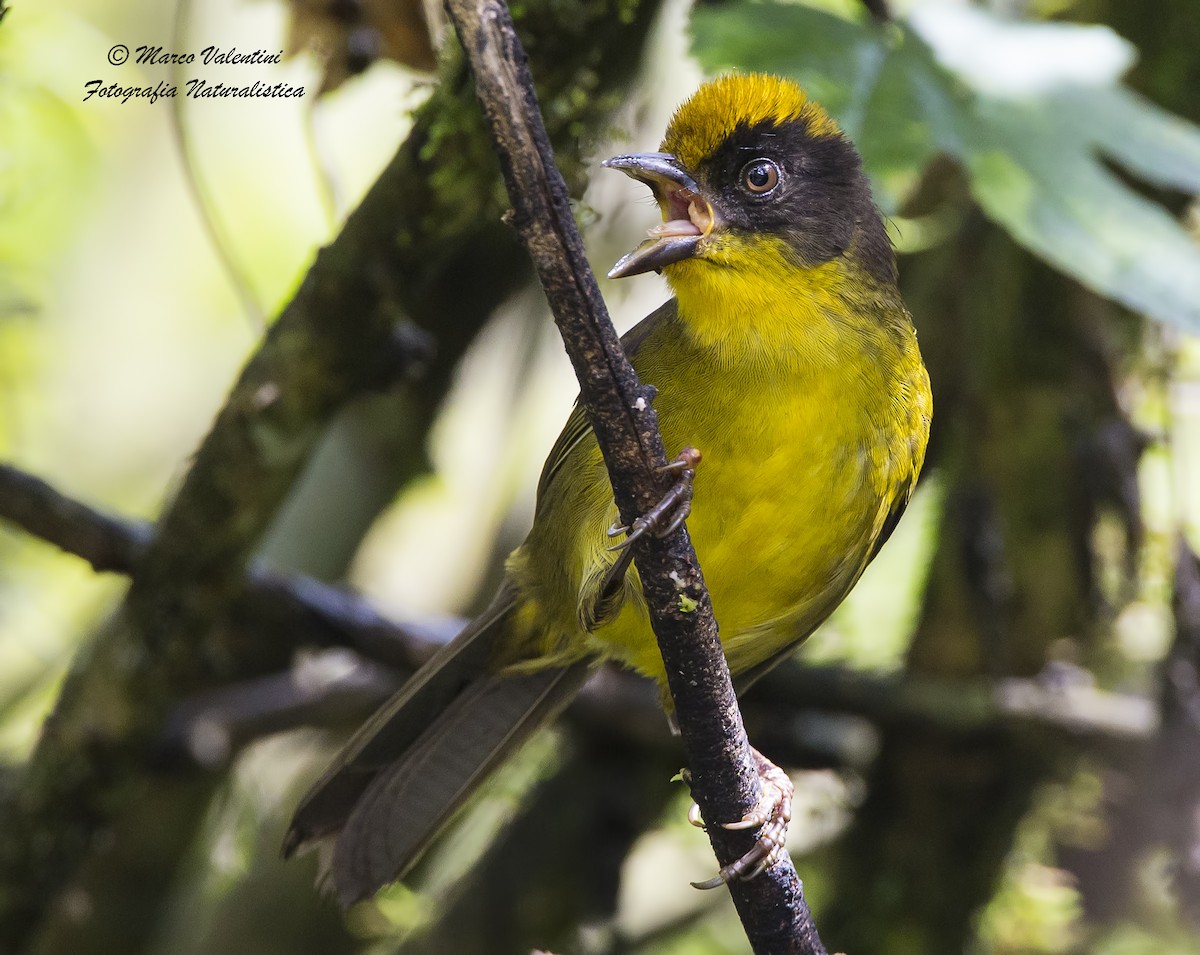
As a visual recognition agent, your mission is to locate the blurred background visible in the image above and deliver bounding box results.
[2,0,1200,951]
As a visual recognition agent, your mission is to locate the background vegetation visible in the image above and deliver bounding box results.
[3,0,1200,951]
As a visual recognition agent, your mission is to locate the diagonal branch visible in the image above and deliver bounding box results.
[442,1,827,951]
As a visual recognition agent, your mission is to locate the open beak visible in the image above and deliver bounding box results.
[603,152,719,279]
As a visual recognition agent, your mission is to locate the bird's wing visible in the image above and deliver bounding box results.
[283,302,681,896]
[285,583,594,903]
[534,299,677,503]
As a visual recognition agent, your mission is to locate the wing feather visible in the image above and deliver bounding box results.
[534,300,676,502]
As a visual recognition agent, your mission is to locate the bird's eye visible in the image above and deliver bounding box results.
[741,159,780,194]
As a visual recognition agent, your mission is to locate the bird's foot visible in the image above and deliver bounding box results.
[688,747,794,890]
[606,446,701,551]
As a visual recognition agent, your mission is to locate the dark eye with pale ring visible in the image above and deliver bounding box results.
[741,158,780,194]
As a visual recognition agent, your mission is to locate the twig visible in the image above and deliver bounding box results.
[157,653,403,769]
[168,0,265,330]
[755,662,1157,744]
[441,2,826,951]
[0,462,440,673]
[0,464,152,571]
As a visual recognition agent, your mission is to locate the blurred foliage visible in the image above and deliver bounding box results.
[974,770,1104,953]
[0,8,100,302]
[0,7,111,757]
[1,0,1200,952]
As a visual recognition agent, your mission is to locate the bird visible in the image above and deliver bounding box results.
[284,72,932,905]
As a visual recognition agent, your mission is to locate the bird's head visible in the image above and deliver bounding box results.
[605,73,895,292]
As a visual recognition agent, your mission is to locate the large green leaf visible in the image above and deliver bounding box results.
[691,0,1200,333]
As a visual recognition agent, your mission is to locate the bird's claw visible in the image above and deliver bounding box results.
[689,748,794,890]
[607,447,701,552]
[658,447,702,473]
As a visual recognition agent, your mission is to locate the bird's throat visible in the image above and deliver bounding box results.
[665,236,890,371]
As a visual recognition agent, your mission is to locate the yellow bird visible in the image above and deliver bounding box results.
[285,72,932,903]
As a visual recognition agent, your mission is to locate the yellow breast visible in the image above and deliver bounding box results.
[506,242,930,686]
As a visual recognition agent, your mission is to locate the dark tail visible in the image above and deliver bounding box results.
[283,586,590,905]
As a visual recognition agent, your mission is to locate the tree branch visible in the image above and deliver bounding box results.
[159,655,1158,778]
[0,464,152,571]
[1,461,1157,755]
[441,2,826,951]
[754,661,1157,744]
[157,654,405,769]
[0,462,431,673]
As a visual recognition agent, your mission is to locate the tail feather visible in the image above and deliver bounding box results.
[284,586,517,855]
[332,660,590,904]
[284,584,593,903]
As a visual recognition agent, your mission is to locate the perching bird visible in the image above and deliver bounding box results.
[285,72,932,904]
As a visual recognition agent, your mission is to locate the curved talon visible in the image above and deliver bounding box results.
[691,839,774,889]
[688,802,706,829]
[606,521,627,538]
[723,792,781,831]
[659,500,691,538]
[691,841,769,890]
[659,446,702,472]
[689,747,794,891]
[607,516,650,552]
[606,447,700,553]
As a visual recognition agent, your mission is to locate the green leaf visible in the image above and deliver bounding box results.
[690,0,1200,333]
[1068,86,1200,194]
[964,95,1200,331]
